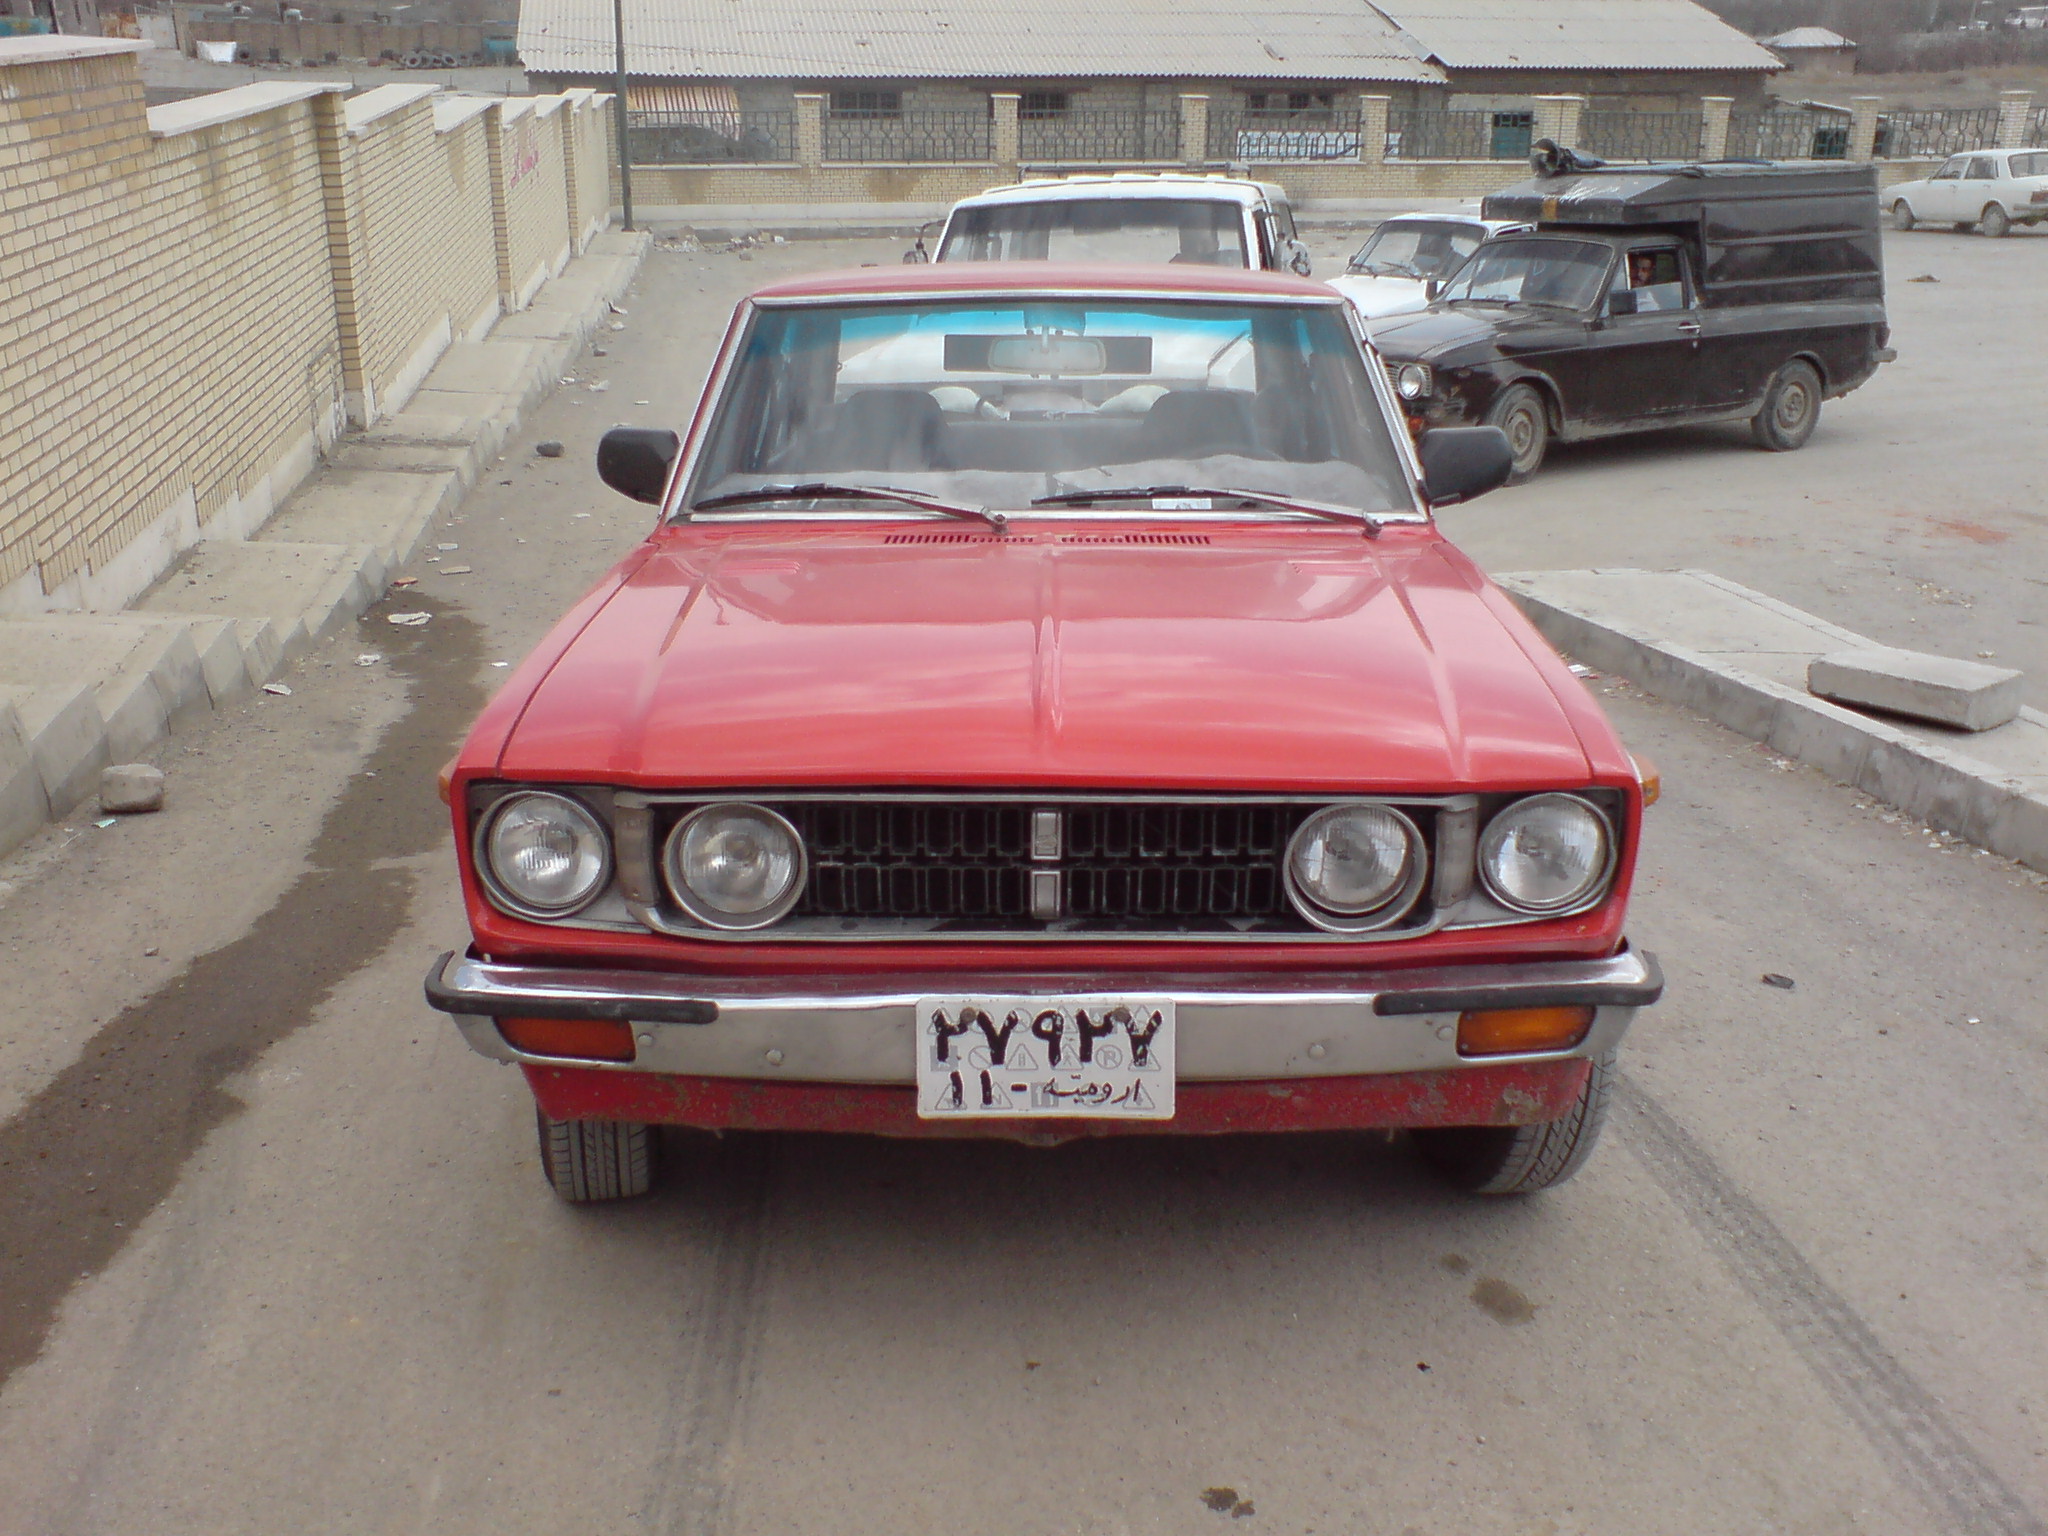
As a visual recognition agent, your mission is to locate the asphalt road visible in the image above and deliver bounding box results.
[1,230,2045,1536]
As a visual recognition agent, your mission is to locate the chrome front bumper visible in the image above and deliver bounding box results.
[426,946,1660,1085]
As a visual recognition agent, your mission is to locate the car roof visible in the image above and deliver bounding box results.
[748,261,1342,304]
[950,173,1277,210]
[1374,212,1528,233]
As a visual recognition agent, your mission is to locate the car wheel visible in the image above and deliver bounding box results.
[1484,383,1549,481]
[1888,199,1916,231]
[536,1107,657,1201]
[1750,359,1822,452]
[1979,203,2011,239]
[1412,1051,1617,1194]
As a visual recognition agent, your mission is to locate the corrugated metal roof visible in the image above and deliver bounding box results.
[1365,0,1784,72]
[520,0,1445,82]
[1765,27,1855,50]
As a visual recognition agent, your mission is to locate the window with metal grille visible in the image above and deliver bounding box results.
[1020,90,1071,120]
[830,89,901,119]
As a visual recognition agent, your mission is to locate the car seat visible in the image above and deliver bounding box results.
[825,389,952,472]
[1133,391,1261,461]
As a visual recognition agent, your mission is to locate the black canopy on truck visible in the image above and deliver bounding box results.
[1481,162,1882,308]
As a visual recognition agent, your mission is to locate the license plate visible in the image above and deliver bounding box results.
[916,996,1175,1120]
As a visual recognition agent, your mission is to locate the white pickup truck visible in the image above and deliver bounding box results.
[910,172,1316,275]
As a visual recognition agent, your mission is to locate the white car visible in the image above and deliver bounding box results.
[1886,148,2048,238]
[1325,212,1533,325]
[912,173,1315,276]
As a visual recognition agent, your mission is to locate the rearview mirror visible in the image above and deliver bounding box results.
[597,426,681,504]
[1418,426,1515,507]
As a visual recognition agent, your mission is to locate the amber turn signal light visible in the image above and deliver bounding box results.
[1457,1005,1594,1057]
[497,1016,638,1062]
[437,755,458,807]
[1631,752,1662,807]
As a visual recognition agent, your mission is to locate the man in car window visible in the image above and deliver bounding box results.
[1626,250,1685,312]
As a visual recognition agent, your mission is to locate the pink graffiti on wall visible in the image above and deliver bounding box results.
[508,120,542,188]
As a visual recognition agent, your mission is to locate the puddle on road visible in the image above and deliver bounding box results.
[0,605,486,1386]
[1470,1275,1538,1325]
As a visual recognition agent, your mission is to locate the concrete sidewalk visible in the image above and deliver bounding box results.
[0,228,649,857]
[1501,568,2048,876]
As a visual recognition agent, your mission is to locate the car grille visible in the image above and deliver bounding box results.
[785,801,1302,925]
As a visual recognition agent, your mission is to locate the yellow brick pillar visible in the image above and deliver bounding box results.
[1849,97,1882,162]
[794,92,823,169]
[1357,94,1390,168]
[990,92,1020,175]
[1179,93,1209,167]
[1700,96,1732,161]
[1997,89,2033,149]
[308,87,371,426]
[1532,94,1584,152]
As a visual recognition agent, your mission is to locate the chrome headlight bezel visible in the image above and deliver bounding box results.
[662,801,808,931]
[1476,792,1617,916]
[1283,803,1429,934]
[1395,362,1433,401]
[474,790,614,921]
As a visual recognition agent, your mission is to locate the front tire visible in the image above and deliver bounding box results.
[1413,1052,1617,1194]
[1484,382,1549,481]
[1751,359,1822,451]
[1979,203,2011,239]
[537,1108,656,1201]
[1889,199,1916,231]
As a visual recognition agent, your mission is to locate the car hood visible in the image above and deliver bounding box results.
[497,527,1595,791]
[1369,304,1571,363]
[1327,272,1432,320]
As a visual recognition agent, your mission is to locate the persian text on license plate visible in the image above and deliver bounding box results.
[915,997,1175,1120]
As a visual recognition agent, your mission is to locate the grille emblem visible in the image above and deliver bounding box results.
[1030,808,1062,862]
[1030,869,1062,921]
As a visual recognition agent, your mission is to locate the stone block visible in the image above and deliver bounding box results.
[1808,647,2023,733]
[0,699,49,855]
[100,762,164,814]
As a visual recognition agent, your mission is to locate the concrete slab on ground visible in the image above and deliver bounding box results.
[136,541,385,678]
[0,699,43,852]
[1500,568,2048,874]
[261,469,457,570]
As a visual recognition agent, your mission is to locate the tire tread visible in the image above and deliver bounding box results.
[537,1110,655,1202]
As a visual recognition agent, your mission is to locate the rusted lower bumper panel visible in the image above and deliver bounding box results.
[523,1060,1592,1139]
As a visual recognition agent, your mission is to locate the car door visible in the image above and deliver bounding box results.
[1960,154,2001,223]
[1575,245,1705,425]
[1917,156,1966,221]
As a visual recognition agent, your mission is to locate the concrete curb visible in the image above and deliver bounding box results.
[1499,569,2048,877]
[0,228,650,858]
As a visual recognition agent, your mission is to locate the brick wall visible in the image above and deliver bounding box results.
[0,37,616,614]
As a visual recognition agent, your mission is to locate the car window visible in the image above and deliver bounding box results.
[938,199,1250,267]
[685,298,1412,516]
[1965,157,1996,179]
[1437,238,1612,310]
[1269,200,1299,243]
[2009,152,2048,178]
[1613,248,1689,313]
[1931,157,1964,180]
[1347,221,1486,280]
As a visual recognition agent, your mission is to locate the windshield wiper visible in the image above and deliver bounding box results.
[690,482,1009,531]
[1030,484,1390,534]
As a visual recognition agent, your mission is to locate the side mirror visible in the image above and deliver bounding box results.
[1418,426,1515,507]
[1424,277,1441,302]
[901,237,929,265]
[1607,288,1638,317]
[597,426,681,505]
[1282,238,1313,277]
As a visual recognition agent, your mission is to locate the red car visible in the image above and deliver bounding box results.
[425,263,1662,1202]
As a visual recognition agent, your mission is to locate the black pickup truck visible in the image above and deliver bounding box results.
[1370,157,1895,479]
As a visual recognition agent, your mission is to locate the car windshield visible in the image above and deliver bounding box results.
[1437,238,1613,310]
[937,199,1250,267]
[1348,221,1485,279]
[684,297,1414,517]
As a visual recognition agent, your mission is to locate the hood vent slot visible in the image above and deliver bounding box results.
[881,532,1011,545]
[1055,533,1211,545]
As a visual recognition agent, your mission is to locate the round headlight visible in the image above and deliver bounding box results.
[480,792,611,917]
[1285,804,1424,930]
[1478,794,1614,914]
[1395,363,1432,401]
[664,802,806,929]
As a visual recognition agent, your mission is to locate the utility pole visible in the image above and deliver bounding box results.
[612,0,634,232]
